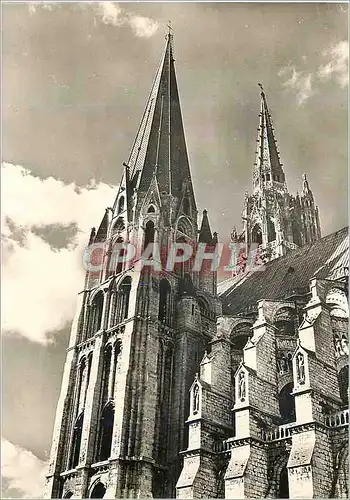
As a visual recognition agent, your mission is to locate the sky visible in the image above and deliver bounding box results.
[1,1,348,497]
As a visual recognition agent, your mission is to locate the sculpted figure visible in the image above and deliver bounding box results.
[296,352,305,384]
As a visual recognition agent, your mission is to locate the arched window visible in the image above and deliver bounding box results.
[158,279,171,325]
[338,366,349,406]
[232,335,249,351]
[147,205,155,213]
[120,276,131,321]
[278,467,289,498]
[101,345,112,403]
[98,403,115,462]
[144,220,155,251]
[117,196,125,215]
[114,237,124,275]
[63,492,73,499]
[267,218,276,242]
[90,482,106,499]
[278,383,295,424]
[69,412,84,469]
[90,292,104,335]
[251,224,262,245]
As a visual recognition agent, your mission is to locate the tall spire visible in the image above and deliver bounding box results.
[253,84,286,192]
[126,30,193,202]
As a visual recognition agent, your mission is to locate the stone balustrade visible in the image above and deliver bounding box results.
[325,408,349,428]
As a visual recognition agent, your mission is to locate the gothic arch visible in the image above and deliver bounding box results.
[144,220,155,251]
[177,215,193,238]
[230,321,253,349]
[267,217,276,242]
[197,295,212,319]
[267,453,290,498]
[278,382,295,424]
[251,223,262,245]
[98,401,115,462]
[273,307,296,335]
[69,411,84,469]
[89,480,107,499]
[88,291,104,335]
[326,288,349,318]
[117,196,125,215]
[63,491,73,499]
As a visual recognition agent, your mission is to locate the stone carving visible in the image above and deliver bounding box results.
[238,371,246,401]
[341,337,349,355]
[296,352,305,384]
[193,384,200,414]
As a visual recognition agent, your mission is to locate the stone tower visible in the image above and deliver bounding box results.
[242,86,321,262]
[45,33,220,499]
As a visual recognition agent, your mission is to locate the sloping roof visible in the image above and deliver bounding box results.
[218,227,349,315]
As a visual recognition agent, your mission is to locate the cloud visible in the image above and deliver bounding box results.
[27,2,159,38]
[279,40,348,105]
[278,66,315,106]
[1,438,47,498]
[318,40,349,88]
[1,162,117,344]
[96,2,159,38]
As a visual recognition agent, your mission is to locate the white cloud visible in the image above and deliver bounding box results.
[1,162,117,344]
[278,66,315,106]
[1,438,47,498]
[97,1,124,26]
[27,2,159,38]
[279,40,348,105]
[128,15,159,38]
[96,2,159,38]
[318,40,349,88]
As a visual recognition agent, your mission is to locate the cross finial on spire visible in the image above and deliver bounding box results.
[166,20,173,40]
[258,82,265,96]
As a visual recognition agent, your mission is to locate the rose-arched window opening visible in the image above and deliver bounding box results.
[232,334,249,351]
[158,279,171,326]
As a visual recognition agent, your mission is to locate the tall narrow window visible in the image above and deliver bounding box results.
[158,279,171,325]
[118,277,131,321]
[251,224,262,245]
[90,292,104,334]
[69,412,84,469]
[267,218,276,242]
[101,345,112,404]
[117,196,125,215]
[278,383,295,423]
[98,402,115,462]
[114,237,124,275]
[144,220,155,251]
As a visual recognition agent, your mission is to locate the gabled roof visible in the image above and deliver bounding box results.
[219,227,349,315]
[126,34,194,203]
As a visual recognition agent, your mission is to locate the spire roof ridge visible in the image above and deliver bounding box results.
[252,85,286,191]
[125,30,195,206]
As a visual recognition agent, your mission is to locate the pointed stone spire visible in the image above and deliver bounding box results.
[253,84,286,191]
[198,209,213,243]
[127,31,194,203]
[301,173,313,198]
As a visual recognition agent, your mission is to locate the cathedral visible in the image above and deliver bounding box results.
[45,32,349,499]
